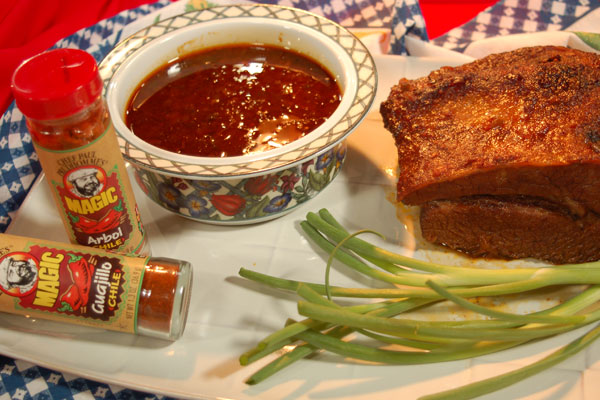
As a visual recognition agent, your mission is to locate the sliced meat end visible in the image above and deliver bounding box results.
[419,196,600,264]
[400,163,600,217]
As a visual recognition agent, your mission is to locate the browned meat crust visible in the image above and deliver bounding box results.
[380,46,600,263]
[380,46,600,210]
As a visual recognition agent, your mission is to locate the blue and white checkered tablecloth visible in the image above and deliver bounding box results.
[1,0,600,398]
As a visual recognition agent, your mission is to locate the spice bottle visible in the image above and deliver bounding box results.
[0,233,192,340]
[11,48,149,256]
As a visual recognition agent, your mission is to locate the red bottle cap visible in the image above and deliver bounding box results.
[11,48,103,120]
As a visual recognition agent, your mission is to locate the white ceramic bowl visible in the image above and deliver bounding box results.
[100,5,376,225]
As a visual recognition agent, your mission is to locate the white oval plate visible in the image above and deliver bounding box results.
[4,53,599,400]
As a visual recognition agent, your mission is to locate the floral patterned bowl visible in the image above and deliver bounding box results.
[101,5,376,225]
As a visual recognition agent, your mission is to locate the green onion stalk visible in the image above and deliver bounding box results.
[237,208,600,399]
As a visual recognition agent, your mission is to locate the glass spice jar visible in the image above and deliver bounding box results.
[0,233,192,340]
[11,48,150,256]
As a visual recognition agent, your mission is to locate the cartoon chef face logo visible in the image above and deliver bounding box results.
[64,166,106,199]
[0,252,38,296]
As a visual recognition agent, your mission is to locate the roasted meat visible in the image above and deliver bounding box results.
[380,46,600,263]
[420,196,600,264]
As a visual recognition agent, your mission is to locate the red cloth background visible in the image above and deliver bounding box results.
[420,0,496,38]
[0,0,495,117]
[0,0,158,116]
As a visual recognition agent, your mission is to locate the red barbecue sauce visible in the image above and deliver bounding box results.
[125,44,342,157]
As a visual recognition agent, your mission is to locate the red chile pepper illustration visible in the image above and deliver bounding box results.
[70,201,125,234]
[58,284,82,312]
[93,208,123,232]
[69,213,96,232]
[210,194,246,216]
[67,254,94,307]
[244,175,277,196]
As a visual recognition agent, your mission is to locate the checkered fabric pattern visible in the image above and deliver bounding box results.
[432,0,600,51]
[389,0,429,54]
[0,108,37,235]
[261,0,397,27]
[0,355,175,399]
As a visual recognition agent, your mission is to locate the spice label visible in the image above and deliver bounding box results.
[58,165,133,250]
[0,234,146,333]
[33,125,147,255]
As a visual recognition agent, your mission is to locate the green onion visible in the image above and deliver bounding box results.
[297,301,586,341]
[294,328,521,364]
[420,323,600,400]
[425,280,585,324]
[238,208,600,399]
